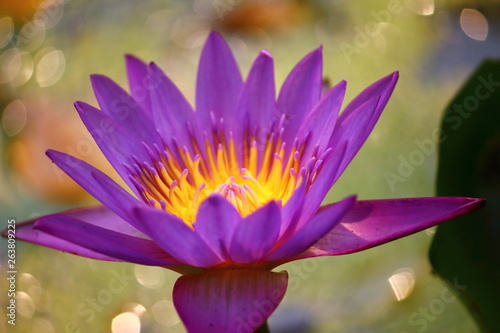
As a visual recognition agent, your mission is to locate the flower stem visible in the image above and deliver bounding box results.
[254,321,270,333]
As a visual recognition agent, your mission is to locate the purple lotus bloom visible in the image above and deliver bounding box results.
[4,32,484,332]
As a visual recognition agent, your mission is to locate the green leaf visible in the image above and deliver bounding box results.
[430,59,500,333]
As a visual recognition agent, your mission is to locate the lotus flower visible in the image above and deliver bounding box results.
[3,32,484,332]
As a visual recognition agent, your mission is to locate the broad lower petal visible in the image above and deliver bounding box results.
[7,207,125,261]
[194,195,242,261]
[229,201,281,264]
[266,195,356,262]
[33,213,178,266]
[132,206,222,267]
[296,197,486,259]
[173,269,288,333]
[196,31,242,129]
[59,205,146,237]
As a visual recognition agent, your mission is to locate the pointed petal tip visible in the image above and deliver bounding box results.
[333,79,347,92]
[89,73,108,86]
[203,31,229,50]
[206,30,223,41]
[390,70,399,82]
[45,149,58,158]
[309,46,323,59]
[259,49,273,59]
[45,149,72,165]
[73,100,83,112]
[73,100,97,114]
[124,53,145,64]
[460,196,486,211]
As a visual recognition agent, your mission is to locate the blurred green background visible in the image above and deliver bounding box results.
[1,0,498,332]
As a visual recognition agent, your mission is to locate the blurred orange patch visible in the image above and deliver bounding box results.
[6,99,120,204]
[0,0,45,22]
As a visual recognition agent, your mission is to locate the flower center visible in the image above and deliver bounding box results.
[128,130,309,225]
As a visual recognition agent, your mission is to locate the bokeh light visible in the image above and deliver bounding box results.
[111,312,141,333]
[388,268,416,301]
[460,8,488,41]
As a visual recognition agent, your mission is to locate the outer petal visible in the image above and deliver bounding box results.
[46,150,145,232]
[196,32,242,129]
[266,195,356,262]
[90,74,160,147]
[295,197,486,259]
[277,47,322,147]
[125,54,152,115]
[229,201,281,264]
[74,101,150,182]
[8,206,128,261]
[54,205,146,237]
[132,206,222,267]
[328,96,380,182]
[173,269,288,333]
[194,194,242,260]
[34,214,178,266]
[338,71,398,123]
[328,72,398,180]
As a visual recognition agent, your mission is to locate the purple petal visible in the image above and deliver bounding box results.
[193,195,242,261]
[229,201,281,264]
[147,62,204,152]
[90,74,160,147]
[296,197,485,259]
[339,71,398,123]
[329,72,398,180]
[297,80,346,160]
[74,101,150,172]
[196,32,242,129]
[46,150,144,231]
[62,205,147,237]
[173,269,288,333]
[279,178,307,238]
[34,214,178,266]
[125,54,152,115]
[131,206,222,267]
[266,195,356,262]
[9,207,126,261]
[233,50,276,150]
[277,47,322,147]
[296,142,348,230]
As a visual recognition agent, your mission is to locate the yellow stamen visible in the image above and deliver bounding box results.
[132,133,307,226]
